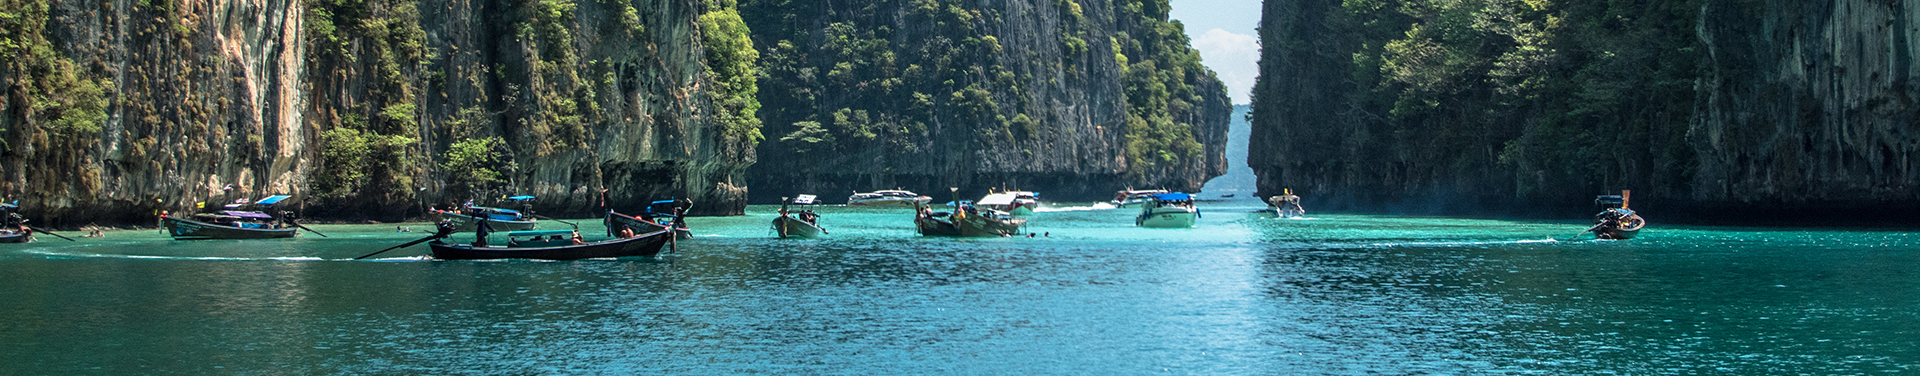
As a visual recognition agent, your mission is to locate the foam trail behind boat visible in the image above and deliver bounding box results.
[1035,203,1116,212]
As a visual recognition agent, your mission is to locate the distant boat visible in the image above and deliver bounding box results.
[1110,189,1171,208]
[606,198,693,239]
[429,228,672,260]
[1220,194,1235,198]
[977,190,1040,216]
[164,195,310,239]
[1587,190,1646,240]
[773,197,825,238]
[435,196,542,232]
[1267,189,1306,218]
[849,190,932,207]
[1136,193,1199,228]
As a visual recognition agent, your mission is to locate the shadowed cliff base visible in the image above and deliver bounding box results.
[749,173,1167,205]
[1262,189,1920,229]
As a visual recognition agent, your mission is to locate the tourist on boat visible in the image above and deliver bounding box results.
[617,226,635,238]
[570,231,587,245]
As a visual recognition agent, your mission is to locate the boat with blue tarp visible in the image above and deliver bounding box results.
[435,196,539,232]
[1136,192,1199,228]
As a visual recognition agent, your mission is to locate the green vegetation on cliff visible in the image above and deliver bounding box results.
[1252,0,1700,207]
[1,0,113,195]
[744,0,1227,199]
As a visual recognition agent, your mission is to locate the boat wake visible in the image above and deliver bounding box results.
[22,249,332,262]
[1036,203,1116,212]
[1368,238,1562,248]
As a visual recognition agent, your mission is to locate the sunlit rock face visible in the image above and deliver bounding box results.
[740,0,1230,203]
[0,0,753,225]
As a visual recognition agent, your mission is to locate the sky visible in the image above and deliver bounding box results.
[1168,0,1262,104]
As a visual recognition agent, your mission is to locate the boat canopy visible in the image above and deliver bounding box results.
[792,195,817,205]
[506,230,574,237]
[977,193,1017,206]
[507,195,536,201]
[1152,193,1192,201]
[255,195,291,205]
[220,211,276,219]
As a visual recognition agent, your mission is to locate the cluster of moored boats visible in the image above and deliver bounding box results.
[0,187,1647,260]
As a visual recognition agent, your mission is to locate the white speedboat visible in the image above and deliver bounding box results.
[1135,192,1199,228]
[977,191,1040,215]
[1110,189,1171,208]
[1268,189,1306,218]
[847,190,932,207]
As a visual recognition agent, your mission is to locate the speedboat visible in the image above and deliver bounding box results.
[1110,189,1170,208]
[1267,189,1306,218]
[848,190,932,207]
[1135,193,1199,228]
[773,196,826,238]
[977,191,1040,215]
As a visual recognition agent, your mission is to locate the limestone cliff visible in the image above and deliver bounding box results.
[0,0,757,226]
[741,0,1230,203]
[1249,0,1919,219]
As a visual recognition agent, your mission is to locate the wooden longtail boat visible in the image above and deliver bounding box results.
[429,229,672,260]
[435,206,538,232]
[1589,190,1646,240]
[0,229,32,243]
[164,215,297,239]
[914,198,1023,237]
[163,195,311,239]
[609,198,693,239]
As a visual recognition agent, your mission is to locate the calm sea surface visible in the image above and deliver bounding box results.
[3,200,1917,374]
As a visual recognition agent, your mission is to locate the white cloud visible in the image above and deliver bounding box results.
[1189,28,1259,105]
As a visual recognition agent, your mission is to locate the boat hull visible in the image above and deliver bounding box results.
[1137,208,1198,228]
[772,216,823,238]
[437,212,538,232]
[1596,228,1639,240]
[915,216,963,236]
[429,230,671,260]
[164,216,297,239]
[0,230,31,243]
[958,215,1024,236]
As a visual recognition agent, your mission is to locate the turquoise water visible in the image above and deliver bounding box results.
[3,201,1918,373]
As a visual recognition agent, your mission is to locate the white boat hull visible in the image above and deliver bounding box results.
[847,198,930,207]
[1137,208,1198,228]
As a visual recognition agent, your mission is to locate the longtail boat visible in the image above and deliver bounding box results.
[915,188,1024,237]
[609,198,692,239]
[435,196,540,231]
[1586,190,1646,240]
[773,196,825,238]
[164,195,314,239]
[0,203,33,243]
[428,228,672,260]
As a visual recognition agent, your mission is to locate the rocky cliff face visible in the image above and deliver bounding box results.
[1,0,310,225]
[1690,0,1920,208]
[1249,0,1919,218]
[741,0,1229,203]
[0,0,756,226]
